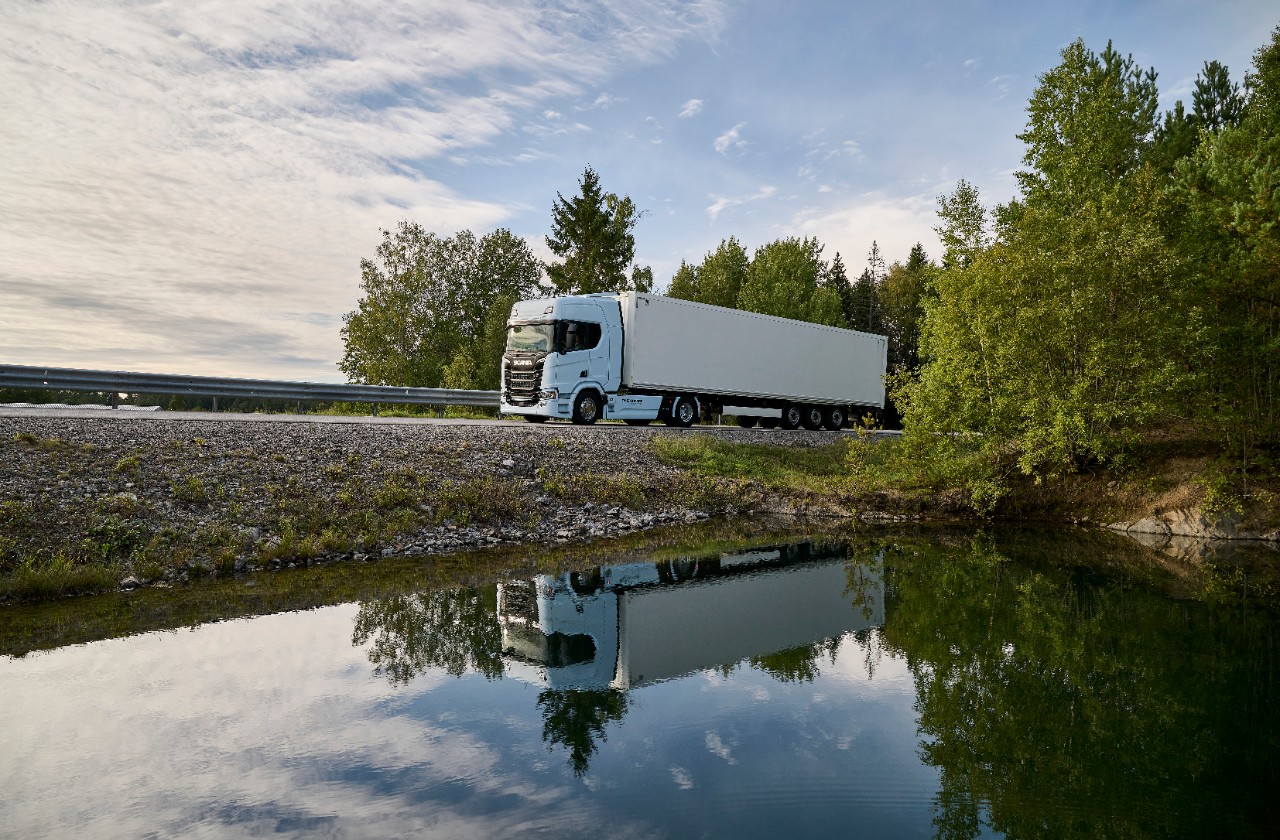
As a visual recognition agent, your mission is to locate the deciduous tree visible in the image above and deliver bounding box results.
[340,223,540,390]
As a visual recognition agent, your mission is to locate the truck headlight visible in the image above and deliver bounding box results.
[541,389,557,400]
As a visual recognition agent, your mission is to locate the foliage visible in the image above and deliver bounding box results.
[340,223,540,389]
[1016,39,1158,200]
[901,39,1198,474]
[665,236,750,308]
[352,587,504,683]
[1173,25,1280,460]
[881,536,1280,839]
[878,243,931,374]
[545,165,652,295]
[737,236,846,325]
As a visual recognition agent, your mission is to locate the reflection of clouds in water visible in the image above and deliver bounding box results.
[0,604,602,839]
[670,766,695,790]
[705,731,738,764]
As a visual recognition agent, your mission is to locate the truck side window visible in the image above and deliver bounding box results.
[561,321,601,353]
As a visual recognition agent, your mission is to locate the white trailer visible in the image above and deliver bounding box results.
[497,546,885,691]
[500,291,887,430]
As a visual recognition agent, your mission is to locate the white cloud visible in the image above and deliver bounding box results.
[577,91,625,111]
[0,0,724,379]
[705,731,738,764]
[670,766,695,789]
[824,140,864,161]
[987,74,1015,101]
[705,184,775,219]
[713,121,747,154]
[679,98,704,117]
[791,191,943,269]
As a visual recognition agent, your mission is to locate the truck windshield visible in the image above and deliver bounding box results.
[506,323,556,353]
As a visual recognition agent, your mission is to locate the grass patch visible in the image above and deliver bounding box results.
[650,433,852,492]
[4,553,121,602]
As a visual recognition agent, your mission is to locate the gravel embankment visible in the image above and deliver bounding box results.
[0,411,846,593]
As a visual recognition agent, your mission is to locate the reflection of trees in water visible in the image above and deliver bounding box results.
[751,638,839,684]
[880,537,1280,840]
[352,587,504,684]
[537,688,629,777]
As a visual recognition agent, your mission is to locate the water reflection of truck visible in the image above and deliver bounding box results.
[500,292,887,430]
[497,544,884,690]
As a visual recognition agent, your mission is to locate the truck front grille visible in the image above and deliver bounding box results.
[503,356,544,406]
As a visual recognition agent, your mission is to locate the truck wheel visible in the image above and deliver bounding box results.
[672,396,698,428]
[781,404,803,430]
[525,415,548,423]
[822,406,847,431]
[735,416,758,429]
[571,393,600,425]
[802,405,824,431]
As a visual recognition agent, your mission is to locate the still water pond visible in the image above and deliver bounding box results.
[2,529,1277,838]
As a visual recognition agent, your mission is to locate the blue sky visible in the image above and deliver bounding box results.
[1,1,1275,381]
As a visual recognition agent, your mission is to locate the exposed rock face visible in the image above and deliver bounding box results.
[1106,509,1280,565]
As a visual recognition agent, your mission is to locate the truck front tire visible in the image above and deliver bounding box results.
[571,392,601,425]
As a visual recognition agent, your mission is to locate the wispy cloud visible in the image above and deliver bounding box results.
[987,74,1015,101]
[576,91,625,111]
[0,0,724,379]
[705,184,775,219]
[824,140,864,161]
[679,98,704,117]
[713,121,747,154]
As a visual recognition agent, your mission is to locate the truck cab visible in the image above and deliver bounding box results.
[501,293,632,424]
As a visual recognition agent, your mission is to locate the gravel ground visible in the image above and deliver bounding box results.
[0,410,850,593]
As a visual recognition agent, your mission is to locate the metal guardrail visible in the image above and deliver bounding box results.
[0,364,499,413]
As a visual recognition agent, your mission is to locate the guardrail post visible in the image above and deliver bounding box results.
[212,396,218,413]
[109,392,118,409]
[296,400,303,415]
[372,403,378,417]
[437,403,445,418]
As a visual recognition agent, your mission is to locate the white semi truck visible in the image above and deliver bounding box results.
[500,291,887,430]
[497,545,885,691]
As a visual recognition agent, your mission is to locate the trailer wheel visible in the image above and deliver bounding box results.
[571,392,601,425]
[781,404,803,430]
[801,405,824,431]
[671,396,698,428]
[735,416,758,428]
[822,406,847,431]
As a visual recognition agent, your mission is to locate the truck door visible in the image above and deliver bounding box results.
[557,304,614,391]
